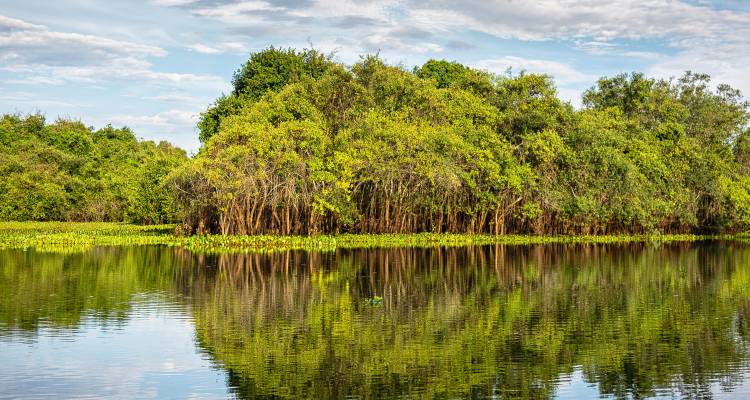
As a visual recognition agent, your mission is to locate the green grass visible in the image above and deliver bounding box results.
[0,221,738,254]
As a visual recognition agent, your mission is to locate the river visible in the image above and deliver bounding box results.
[2,241,750,399]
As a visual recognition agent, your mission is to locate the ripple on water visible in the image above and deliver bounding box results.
[2,243,750,398]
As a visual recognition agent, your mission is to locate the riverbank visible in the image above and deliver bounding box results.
[0,221,741,254]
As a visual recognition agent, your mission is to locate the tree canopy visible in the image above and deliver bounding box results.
[172,47,750,235]
[3,47,748,235]
[0,114,187,223]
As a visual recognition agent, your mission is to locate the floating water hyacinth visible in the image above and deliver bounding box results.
[0,222,736,254]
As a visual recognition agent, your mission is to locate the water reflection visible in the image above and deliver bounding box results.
[1,242,750,399]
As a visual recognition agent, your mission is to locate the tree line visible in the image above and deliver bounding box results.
[170,47,750,235]
[0,114,187,223]
[3,46,750,235]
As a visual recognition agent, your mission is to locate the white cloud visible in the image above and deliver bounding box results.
[150,0,200,6]
[0,15,45,31]
[192,1,285,22]
[557,87,584,108]
[109,109,198,129]
[648,48,750,99]
[186,42,247,55]
[0,91,92,109]
[620,51,662,60]
[5,62,226,92]
[475,56,595,85]
[144,93,202,103]
[0,13,227,152]
[103,109,202,151]
[287,0,398,21]
[177,0,432,59]
[409,1,750,97]
[408,1,750,43]
[4,76,64,85]
[0,15,165,66]
[0,14,225,90]
[365,33,442,54]
[2,0,748,152]
[171,0,750,87]
[186,43,223,54]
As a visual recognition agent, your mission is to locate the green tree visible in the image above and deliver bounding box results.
[0,114,188,223]
[175,48,750,235]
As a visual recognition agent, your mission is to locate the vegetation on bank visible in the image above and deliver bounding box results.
[172,47,750,236]
[0,222,180,253]
[2,47,750,236]
[0,115,187,224]
[0,221,737,253]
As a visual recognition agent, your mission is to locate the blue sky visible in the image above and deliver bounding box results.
[1,0,749,153]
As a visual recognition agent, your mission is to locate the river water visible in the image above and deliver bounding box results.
[2,241,750,399]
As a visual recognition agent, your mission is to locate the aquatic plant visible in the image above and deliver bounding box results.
[0,221,734,254]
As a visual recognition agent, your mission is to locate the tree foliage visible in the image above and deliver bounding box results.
[0,114,187,223]
[4,47,748,235]
[174,48,750,235]
[198,47,335,143]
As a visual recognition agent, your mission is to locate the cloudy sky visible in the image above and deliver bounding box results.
[2,0,749,153]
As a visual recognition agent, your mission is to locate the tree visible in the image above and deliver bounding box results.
[0,114,188,223]
[197,47,335,144]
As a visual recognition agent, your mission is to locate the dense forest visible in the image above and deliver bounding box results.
[0,114,186,223]
[2,47,750,235]
[171,47,750,235]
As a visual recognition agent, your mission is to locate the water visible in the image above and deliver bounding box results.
[1,242,750,399]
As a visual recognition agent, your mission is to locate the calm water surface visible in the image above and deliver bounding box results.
[2,242,750,399]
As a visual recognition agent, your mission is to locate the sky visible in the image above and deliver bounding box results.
[1,0,750,153]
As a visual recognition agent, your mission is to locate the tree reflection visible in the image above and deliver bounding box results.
[2,242,750,398]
